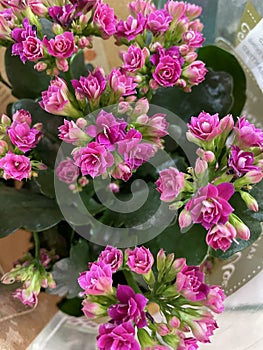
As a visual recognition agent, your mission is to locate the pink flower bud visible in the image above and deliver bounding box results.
[235,170,263,187]
[169,316,180,329]
[0,140,8,155]
[229,214,250,240]
[34,62,47,72]
[78,176,89,187]
[56,58,69,72]
[82,299,106,319]
[157,248,166,272]
[76,118,88,129]
[185,3,202,19]
[178,208,192,229]
[1,114,11,126]
[157,324,170,336]
[52,23,64,35]
[108,182,120,193]
[240,191,259,212]
[195,158,208,175]
[184,51,198,63]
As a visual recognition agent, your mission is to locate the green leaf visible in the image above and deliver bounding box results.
[70,50,88,80]
[0,186,62,238]
[34,169,56,198]
[5,45,51,99]
[49,240,90,298]
[57,297,83,317]
[151,70,234,122]
[145,222,208,265]
[198,45,246,115]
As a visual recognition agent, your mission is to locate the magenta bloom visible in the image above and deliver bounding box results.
[0,151,31,181]
[182,30,204,48]
[122,45,148,73]
[12,109,32,125]
[156,167,185,202]
[48,4,77,28]
[109,68,137,96]
[176,265,209,301]
[205,285,225,314]
[187,111,221,142]
[178,337,198,350]
[43,32,75,59]
[93,2,117,39]
[116,13,146,41]
[58,119,87,144]
[108,285,148,328]
[78,261,113,296]
[125,142,155,170]
[190,312,218,343]
[71,67,106,100]
[7,122,42,153]
[11,17,38,63]
[22,36,44,62]
[111,162,132,182]
[56,158,79,184]
[126,246,154,274]
[186,183,234,230]
[234,116,263,148]
[206,222,236,252]
[117,128,142,154]
[82,299,106,319]
[98,245,123,272]
[0,9,15,40]
[97,322,140,350]
[147,9,172,34]
[69,0,97,12]
[73,142,114,178]
[183,60,207,85]
[151,46,183,87]
[229,146,261,176]
[13,289,38,307]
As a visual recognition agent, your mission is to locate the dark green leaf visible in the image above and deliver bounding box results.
[70,50,88,80]
[151,70,234,122]
[198,45,246,115]
[49,240,90,298]
[0,186,62,238]
[57,297,83,317]
[39,18,54,39]
[5,45,51,99]
[145,222,208,265]
[34,169,55,198]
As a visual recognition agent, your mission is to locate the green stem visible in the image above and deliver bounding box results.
[123,269,142,294]
[33,231,40,261]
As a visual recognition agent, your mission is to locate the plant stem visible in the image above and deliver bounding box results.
[123,269,142,294]
[33,231,40,261]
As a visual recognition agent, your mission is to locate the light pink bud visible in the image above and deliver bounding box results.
[219,114,234,133]
[0,140,8,155]
[34,62,47,72]
[178,208,192,229]
[157,248,166,272]
[76,118,88,129]
[195,158,208,175]
[52,23,64,35]
[165,0,186,19]
[229,214,250,240]
[179,44,190,56]
[169,316,181,329]
[240,191,259,212]
[149,79,159,90]
[78,176,89,187]
[1,114,11,126]
[172,258,186,273]
[69,184,76,191]
[185,3,202,19]
[184,51,198,63]
[118,102,132,114]
[157,324,170,336]
[56,58,69,72]
[78,36,92,49]
[79,14,89,26]
[108,182,120,193]
[134,97,149,116]
[149,41,163,52]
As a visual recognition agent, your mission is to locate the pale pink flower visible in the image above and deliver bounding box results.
[126,246,154,274]
[156,167,185,202]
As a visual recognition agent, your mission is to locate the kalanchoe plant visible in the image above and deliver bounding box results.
[78,245,225,349]
[0,0,262,348]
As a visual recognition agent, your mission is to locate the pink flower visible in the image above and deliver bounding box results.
[228,146,260,177]
[128,0,156,16]
[185,3,202,19]
[125,142,155,170]
[58,119,88,145]
[78,261,113,295]
[56,158,79,184]
[147,9,172,34]
[165,1,186,19]
[109,68,137,96]
[12,109,32,125]
[190,312,218,343]
[206,222,236,252]
[70,0,97,12]
[178,337,198,350]
[122,45,148,73]
[97,322,140,350]
[98,245,123,272]
[73,142,114,178]
[126,246,154,274]
[0,151,31,181]
[182,30,204,49]
[187,111,221,142]
[0,9,15,40]
[117,128,142,154]
[82,299,106,319]
[93,2,117,39]
[183,60,207,86]
[29,0,48,16]
[71,67,106,100]
[234,116,263,148]
[40,77,81,117]
[108,285,148,328]
[176,265,209,301]
[151,46,183,87]
[7,122,42,153]
[156,167,185,202]
[116,13,146,41]
[111,162,132,182]
[22,35,44,62]
[186,183,235,230]
[205,285,225,314]
[48,4,77,27]
[43,32,75,59]
[13,288,38,307]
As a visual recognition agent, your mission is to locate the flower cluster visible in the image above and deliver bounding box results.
[1,248,57,307]
[78,245,225,349]
[0,109,44,181]
[0,0,207,111]
[56,98,168,183]
[156,112,263,252]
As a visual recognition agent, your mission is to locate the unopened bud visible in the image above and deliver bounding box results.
[240,191,259,212]
[229,213,250,240]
